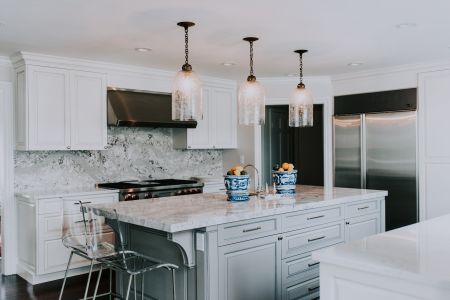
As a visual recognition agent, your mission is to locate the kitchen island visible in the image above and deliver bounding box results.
[92,185,387,300]
[313,214,450,300]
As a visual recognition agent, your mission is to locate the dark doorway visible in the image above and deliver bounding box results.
[262,105,324,186]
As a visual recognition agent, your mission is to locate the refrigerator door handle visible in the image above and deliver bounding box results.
[361,114,367,189]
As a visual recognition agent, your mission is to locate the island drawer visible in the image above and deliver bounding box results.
[345,198,380,218]
[282,221,344,259]
[283,206,343,232]
[218,215,282,246]
[282,253,319,285]
[62,194,118,214]
[282,277,320,300]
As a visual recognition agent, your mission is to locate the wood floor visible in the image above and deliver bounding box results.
[0,272,112,300]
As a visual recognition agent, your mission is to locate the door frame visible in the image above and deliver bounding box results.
[256,96,333,189]
[0,81,16,275]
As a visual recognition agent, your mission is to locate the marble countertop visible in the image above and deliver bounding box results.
[16,187,119,199]
[91,185,387,233]
[313,214,450,288]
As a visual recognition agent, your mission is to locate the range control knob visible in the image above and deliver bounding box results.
[124,193,139,201]
[144,193,153,199]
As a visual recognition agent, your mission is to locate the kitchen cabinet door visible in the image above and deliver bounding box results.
[70,70,107,150]
[345,213,380,242]
[27,66,71,150]
[186,87,213,149]
[218,235,282,300]
[212,87,237,149]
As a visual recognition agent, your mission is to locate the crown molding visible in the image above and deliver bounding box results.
[10,51,237,87]
[332,60,450,82]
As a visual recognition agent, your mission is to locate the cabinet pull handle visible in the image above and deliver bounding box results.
[311,297,320,300]
[308,262,320,268]
[242,226,262,233]
[66,146,71,150]
[308,236,325,242]
[308,286,320,292]
[307,215,324,220]
[358,206,369,210]
[74,201,92,205]
[345,221,350,225]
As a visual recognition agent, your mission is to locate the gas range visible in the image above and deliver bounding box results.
[97,179,204,201]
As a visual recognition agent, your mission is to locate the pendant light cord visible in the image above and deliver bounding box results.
[184,26,189,65]
[299,52,303,86]
[249,41,254,77]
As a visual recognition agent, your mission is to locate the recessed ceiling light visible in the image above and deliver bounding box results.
[222,62,236,67]
[134,47,152,52]
[396,23,416,29]
[348,62,364,67]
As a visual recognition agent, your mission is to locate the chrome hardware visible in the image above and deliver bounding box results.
[74,201,92,205]
[242,226,262,233]
[307,236,326,242]
[307,215,324,220]
[277,236,283,241]
[66,146,71,150]
[308,286,320,292]
[358,206,369,210]
[243,164,262,195]
[308,262,320,268]
[345,221,350,225]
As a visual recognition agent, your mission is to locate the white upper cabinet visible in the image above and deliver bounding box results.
[174,83,237,149]
[70,70,107,150]
[15,61,107,151]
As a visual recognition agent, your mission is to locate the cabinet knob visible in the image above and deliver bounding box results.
[345,221,350,225]
[278,236,283,241]
[66,146,71,150]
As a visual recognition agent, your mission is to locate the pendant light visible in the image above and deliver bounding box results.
[238,37,265,125]
[289,50,313,127]
[172,21,202,121]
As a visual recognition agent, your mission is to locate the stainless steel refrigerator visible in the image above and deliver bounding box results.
[334,111,418,230]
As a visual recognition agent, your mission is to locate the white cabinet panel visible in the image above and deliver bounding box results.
[70,70,107,150]
[419,69,450,220]
[345,213,379,242]
[186,87,213,149]
[28,66,70,150]
[213,88,237,148]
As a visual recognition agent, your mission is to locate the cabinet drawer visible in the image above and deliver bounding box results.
[38,197,63,215]
[282,254,319,285]
[346,199,379,218]
[282,277,320,300]
[39,239,90,274]
[218,216,281,246]
[283,206,342,232]
[282,222,344,258]
[63,194,117,214]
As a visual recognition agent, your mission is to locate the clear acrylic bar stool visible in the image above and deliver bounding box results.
[93,209,179,300]
[59,201,120,300]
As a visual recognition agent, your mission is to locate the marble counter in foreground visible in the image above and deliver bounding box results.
[92,185,387,233]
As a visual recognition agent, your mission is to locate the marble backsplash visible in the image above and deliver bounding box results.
[14,127,223,191]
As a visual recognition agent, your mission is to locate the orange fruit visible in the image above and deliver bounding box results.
[282,162,289,170]
[233,169,241,176]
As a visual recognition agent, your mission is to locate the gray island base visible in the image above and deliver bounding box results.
[92,185,387,300]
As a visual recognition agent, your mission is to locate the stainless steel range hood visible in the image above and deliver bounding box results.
[107,88,197,128]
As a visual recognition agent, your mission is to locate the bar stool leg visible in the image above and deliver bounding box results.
[134,274,137,300]
[83,259,95,300]
[58,251,74,300]
[92,265,103,300]
[109,268,113,300]
[172,268,177,300]
[141,273,144,300]
[125,274,133,300]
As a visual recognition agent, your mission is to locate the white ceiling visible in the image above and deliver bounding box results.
[1,0,450,79]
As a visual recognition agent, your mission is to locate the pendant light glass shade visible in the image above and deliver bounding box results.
[239,37,265,126]
[172,21,203,121]
[289,49,313,127]
[172,69,202,121]
[289,85,313,127]
[238,79,265,125]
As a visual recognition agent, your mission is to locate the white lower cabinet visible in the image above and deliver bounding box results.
[216,198,384,300]
[218,235,282,300]
[16,191,119,284]
[345,213,380,242]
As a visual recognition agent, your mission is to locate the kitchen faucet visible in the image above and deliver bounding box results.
[243,164,262,195]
